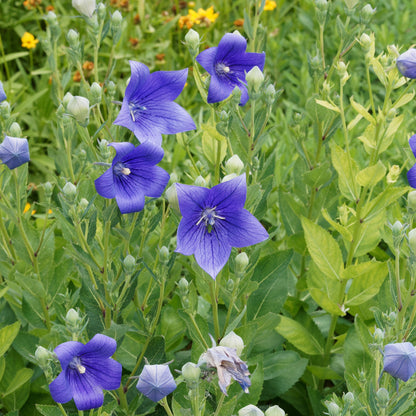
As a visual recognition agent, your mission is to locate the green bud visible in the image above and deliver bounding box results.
[35,346,51,368]
[159,246,169,264]
[326,402,341,416]
[315,0,328,25]
[246,66,264,94]
[66,96,90,127]
[408,229,416,252]
[178,277,189,296]
[310,55,321,71]
[79,149,87,161]
[46,11,58,25]
[89,82,102,105]
[373,327,384,343]
[9,122,22,137]
[0,101,11,119]
[235,252,249,274]
[388,44,399,58]
[265,83,276,105]
[361,4,376,23]
[123,254,136,274]
[72,0,96,18]
[63,92,74,108]
[265,406,285,416]
[386,311,397,326]
[194,176,206,187]
[222,173,237,183]
[111,10,122,27]
[97,2,106,20]
[219,110,229,121]
[337,61,349,84]
[62,182,77,202]
[386,108,397,122]
[107,80,116,98]
[376,388,389,409]
[44,182,54,199]
[98,138,111,159]
[166,183,180,214]
[359,33,372,51]
[185,29,200,58]
[344,0,359,9]
[238,405,264,416]
[220,331,244,356]
[231,86,242,105]
[343,392,354,405]
[392,220,403,237]
[66,308,80,325]
[226,278,234,291]
[225,155,244,175]
[182,362,201,382]
[77,198,89,218]
[386,164,400,184]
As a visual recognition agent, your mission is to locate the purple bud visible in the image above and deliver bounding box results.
[397,48,416,78]
[383,342,416,381]
[0,135,30,169]
[136,364,177,402]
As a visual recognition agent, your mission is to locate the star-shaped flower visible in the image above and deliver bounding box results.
[94,141,170,214]
[383,342,416,382]
[49,334,122,411]
[0,81,6,102]
[196,32,265,105]
[407,134,416,187]
[175,174,268,279]
[136,364,177,402]
[113,61,196,145]
[0,135,30,169]
[397,48,416,79]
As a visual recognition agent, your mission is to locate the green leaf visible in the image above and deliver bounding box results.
[0,52,29,65]
[36,405,65,416]
[307,365,342,380]
[315,99,340,113]
[344,261,388,306]
[2,368,33,397]
[301,217,343,281]
[201,122,227,165]
[322,208,352,243]
[356,161,386,188]
[278,189,303,235]
[0,356,5,382]
[393,92,415,109]
[350,96,375,124]
[275,315,324,355]
[0,322,20,358]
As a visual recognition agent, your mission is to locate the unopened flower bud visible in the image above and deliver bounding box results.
[97,2,106,20]
[388,44,400,59]
[44,182,54,199]
[62,182,77,202]
[159,246,169,264]
[107,80,116,98]
[265,83,276,105]
[178,277,189,296]
[386,311,397,326]
[226,278,234,291]
[246,66,264,93]
[238,405,264,416]
[67,96,90,127]
[62,92,74,108]
[9,122,22,138]
[326,402,341,416]
[123,254,136,274]
[222,173,237,182]
[408,229,416,252]
[386,164,400,184]
[337,61,348,77]
[77,198,89,218]
[111,10,122,26]
[72,0,96,18]
[194,176,206,187]
[361,4,376,23]
[376,388,389,409]
[225,155,244,175]
[315,0,328,25]
[46,11,58,25]
[166,183,180,213]
[359,33,372,51]
[265,406,285,416]
[392,220,403,237]
[66,308,81,325]
[344,0,359,9]
[89,82,102,105]
[386,108,397,122]
[0,101,11,119]
[397,48,416,79]
[67,29,80,49]
[35,346,51,368]
[181,362,201,383]
[185,29,200,57]
[235,252,249,274]
[343,391,354,405]
[219,110,229,121]
[315,0,328,10]
[220,331,244,356]
[231,86,242,105]
[373,327,384,343]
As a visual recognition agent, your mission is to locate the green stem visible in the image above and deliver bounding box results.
[366,59,375,116]
[94,21,104,83]
[103,219,112,329]
[0,214,15,263]
[319,24,325,71]
[188,312,209,349]
[34,203,51,256]
[213,393,226,416]
[222,277,240,337]
[57,403,68,416]
[117,386,128,411]
[210,279,220,341]
[245,100,256,181]
[160,397,174,416]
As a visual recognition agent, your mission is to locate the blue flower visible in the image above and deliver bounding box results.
[407,134,416,188]
[0,81,6,102]
[0,135,30,169]
[196,32,265,105]
[49,334,122,411]
[397,48,416,79]
[113,61,196,146]
[200,335,250,395]
[94,141,170,214]
[175,174,268,279]
[136,364,177,402]
[383,342,416,382]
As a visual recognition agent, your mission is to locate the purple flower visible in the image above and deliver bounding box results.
[94,141,170,214]
[0,135,30,169]
[196,32,265,105]
[113,61,196,145]
[136,364,177,402]
[175,174,268,279]
[200,335,250,395]
[0,81,6,102]
[383,342,416,382]
[49,334,122,411]
[407,134,416,188]
[397,48,416,79]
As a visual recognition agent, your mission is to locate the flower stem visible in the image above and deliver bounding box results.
[160,397,174,416]
[117,386,128,411]
[222,277,240,337]
[188,312,209,349]
[57,403,68,416]
[213,393,226,416]
[210,279,220,341]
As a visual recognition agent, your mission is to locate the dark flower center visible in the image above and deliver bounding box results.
[113,162,131,177]
[128,101,147,122]
[215,62,231,76]
[69,356,86,374]
[197,207,225,233]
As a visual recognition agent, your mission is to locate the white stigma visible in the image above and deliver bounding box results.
[77,364,86,374]
[121,167,131,175]
[223,66,230,73]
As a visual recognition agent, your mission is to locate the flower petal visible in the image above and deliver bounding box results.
[408,164,416,188]
[128,165,170,198]
[225,209,268,247]
[49,371,73,404]
[384,343,416,381]
[54,341,84,370]
[123,141,164,165]
[68,370,104,411]
[230,52,266,74]
[95,168,115,199]
[196,47,218,75]
[109,142,136,165]
[114,175,146,214]
[207,74,235,104]
[136,365,176,402]
[0,81,6,102]
[409,134,416,159]
[176,216,205,256]
[176,183,210,216]
[81,334,117,360]
[208,174,247,213]
[125,61,150,101]
[215,33,247,63]
[84,358,122,390]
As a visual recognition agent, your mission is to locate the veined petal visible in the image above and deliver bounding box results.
[126,165,170,198]
[49,371,73,404]
[139,68,188,103]
[209,174,246,213]
[81,334,117,359]
[68,370,104,411]
[176,216,205,256]
[231,52,266,73]
[123,141,164,165]
[113,101,137,136]
[125,61,150,101]
[114,175,146,214]
[408,164,416,188]
[225,209,268,247]
[207,74,235,104]
[176,183,210,216]
[54,341,84,370]
[194,225,232,279]
[125,109,164,145]
[196,47,218,75]
[109,142,135,165]
[215,33,247,63]
[95,168,116,199]
[409,134,416,159]
[84,358,122,390]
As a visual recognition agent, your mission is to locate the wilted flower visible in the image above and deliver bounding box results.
[113,61,195,145]
[21,32,39,49]
[72,0,96,18]
[0,81,6,102]
[196,32,265,105]
[175,174,268,279]
[0,135,30,169]
[94,142,170,214]
[200,335,251,395]
[397,48,416,78]
[49,334,122,411]
[407,134,416,188]
[383,342,416,381]
[136,364,177,402]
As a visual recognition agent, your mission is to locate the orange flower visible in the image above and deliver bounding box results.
[23,0,41,10]
[129,37,139,47]
[179,14,194,29]
[46,5,54,11]
[21,32,39,49]
[234,18,244,27]
[82,61,94,77]
[73,70,82,82]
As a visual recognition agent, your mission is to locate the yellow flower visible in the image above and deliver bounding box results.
[179,14,195,29]
[189,6,219,26]
[263,0,277,11]
[23,202,36,215]
[21,32,39,49]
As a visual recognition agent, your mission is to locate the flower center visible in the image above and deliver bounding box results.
[196,207,225,233]
[113,162,131,176]
[69,357,86,374]
[215,63,230,76]
[128,102,147,122]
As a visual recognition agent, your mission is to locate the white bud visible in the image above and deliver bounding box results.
[67,96,90,127]
[238,405,264,416]
[246,66,264,93]
[72,0,96,18]
[265,405,285,416]
[225,155,244,175]
[220,331,244,356]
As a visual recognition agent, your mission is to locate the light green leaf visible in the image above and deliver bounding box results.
[201,123,227,165]
[350,96,375,124]
[2,368,33,397]
[301,217,344,281]
[0,52,29,65]
[371,57,387,86]
[322,208,352,243]
[36,405,66,416]
[307,365,342,380]
[344,261,388,306]
[0,356,4,382]
[315,99,340,113]
[356,161,386,188]
[0,322,20,358]
[275,316,324,355]
[393,92,415,109]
